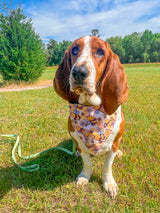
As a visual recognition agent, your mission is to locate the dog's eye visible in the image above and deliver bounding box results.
[72,46,79,56]
[95,48,104,57]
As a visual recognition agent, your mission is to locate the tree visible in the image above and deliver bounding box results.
[60,40,72,61]
[46,39,57,65]
[91,29,100,37]
[141,30,153,52]
[106,36,125,63]
[0,6,46,82]
[150,51,160,62]
[122,32,144,63]
[46,39,72,66]
[106,30,160,63]
[150,37,160,62]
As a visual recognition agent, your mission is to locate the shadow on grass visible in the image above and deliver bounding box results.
[0,139,83,200]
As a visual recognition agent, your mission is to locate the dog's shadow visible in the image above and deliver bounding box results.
[0,139,83,200]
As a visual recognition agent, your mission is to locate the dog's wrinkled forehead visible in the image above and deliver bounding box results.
[69,36,95,93]
[75,36,91,64]
[70,36,108,73]
[71,36,93,67]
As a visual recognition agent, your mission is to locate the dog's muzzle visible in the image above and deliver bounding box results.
[72,65,89,83]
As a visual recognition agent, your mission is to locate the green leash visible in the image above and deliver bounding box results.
[1,134,76,172]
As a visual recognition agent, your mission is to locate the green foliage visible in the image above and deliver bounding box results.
[46,39,72,66]
[47,29,160,66]
[0,7,46,82]
[106,30,160,63]
[106,36,125,62]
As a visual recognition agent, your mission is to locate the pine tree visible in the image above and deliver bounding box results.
[0,7,46,82]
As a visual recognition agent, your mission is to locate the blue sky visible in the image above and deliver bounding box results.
[17,0,160,42]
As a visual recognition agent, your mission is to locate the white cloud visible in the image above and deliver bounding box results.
[70,0,99,12]
[26,0,160,43]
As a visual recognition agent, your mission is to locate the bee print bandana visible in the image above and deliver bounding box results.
[69,103,118,154]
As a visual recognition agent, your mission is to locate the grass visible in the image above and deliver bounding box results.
[39,67,57,81]
[0,67,57,86]
[0,64,160,212]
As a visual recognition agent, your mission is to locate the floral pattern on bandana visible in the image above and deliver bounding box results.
[69,103,117,154]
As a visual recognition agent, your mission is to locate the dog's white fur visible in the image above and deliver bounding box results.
[70,36,101,105]
[70,105,121,199]
[69,36,123,199]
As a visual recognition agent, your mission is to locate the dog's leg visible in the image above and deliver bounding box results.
[76,150,92,186]
[103,150,118,199]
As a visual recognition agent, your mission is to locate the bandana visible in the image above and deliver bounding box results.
[69,103,117,154]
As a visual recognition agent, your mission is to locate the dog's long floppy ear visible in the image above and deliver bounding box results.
[53,48,78,103]
[100,49,129,115]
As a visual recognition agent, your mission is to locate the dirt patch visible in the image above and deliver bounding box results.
[0,80,53,93]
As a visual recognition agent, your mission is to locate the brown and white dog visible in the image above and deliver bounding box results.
[53,36,129,199]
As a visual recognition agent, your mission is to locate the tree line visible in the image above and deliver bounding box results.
[106,30,160,63]
[46,40,72,66]
[0,3,159,83]
[46,30,160,65]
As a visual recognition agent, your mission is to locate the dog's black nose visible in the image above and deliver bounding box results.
[72,65,89,82]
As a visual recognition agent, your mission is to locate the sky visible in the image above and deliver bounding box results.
[10,0,160,43]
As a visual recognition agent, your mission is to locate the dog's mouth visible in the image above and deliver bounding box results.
[71,81,96,95]
[72,86,89,95]
[71,85,101,106]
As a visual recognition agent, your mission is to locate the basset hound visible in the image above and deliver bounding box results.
[53,36,129,199]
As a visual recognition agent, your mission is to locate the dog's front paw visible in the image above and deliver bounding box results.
[103,180,118,199]
[76,177,88,186]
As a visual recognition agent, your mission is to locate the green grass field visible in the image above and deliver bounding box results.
[0,64,159,212]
